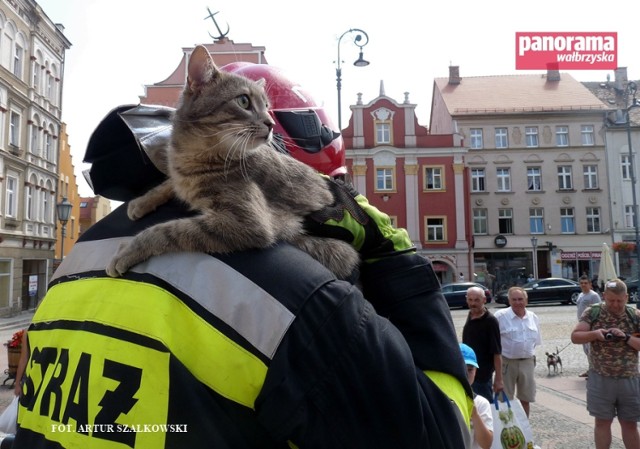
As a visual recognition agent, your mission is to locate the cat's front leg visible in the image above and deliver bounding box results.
[127,180,175,220]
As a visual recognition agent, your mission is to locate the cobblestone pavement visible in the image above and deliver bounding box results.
[451,303,631,449]
[0,305,634,448]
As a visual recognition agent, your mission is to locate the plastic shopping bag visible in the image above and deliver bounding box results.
[0,396,18,434]
[490,391,536,449]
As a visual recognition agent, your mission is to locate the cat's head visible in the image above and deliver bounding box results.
[172,45,275,157]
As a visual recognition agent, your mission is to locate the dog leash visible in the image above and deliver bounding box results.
[553,341,572,355]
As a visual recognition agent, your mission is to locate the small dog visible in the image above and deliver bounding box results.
[545,348,562,375]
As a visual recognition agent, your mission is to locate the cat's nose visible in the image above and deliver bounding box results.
[265,118,275,131]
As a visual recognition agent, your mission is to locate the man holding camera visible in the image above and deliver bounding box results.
[571,278,640,449]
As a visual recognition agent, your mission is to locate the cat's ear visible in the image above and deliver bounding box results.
[186,45,220,93]
[255,78,266,88]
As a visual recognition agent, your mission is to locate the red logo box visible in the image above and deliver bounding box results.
[516,32,617,70]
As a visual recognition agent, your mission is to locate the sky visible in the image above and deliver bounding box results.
[37,0,638,197]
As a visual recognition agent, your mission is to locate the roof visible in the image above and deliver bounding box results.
[582,80,640,127]
[434,73,606,116]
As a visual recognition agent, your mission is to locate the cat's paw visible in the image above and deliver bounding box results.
[106,242,139,277]
[127,199,156,221]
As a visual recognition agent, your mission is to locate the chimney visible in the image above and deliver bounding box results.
[546,63,561,82]
[449,66,461,85]
[614,67,628,91]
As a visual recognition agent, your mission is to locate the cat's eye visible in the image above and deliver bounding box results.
[236,94,251,109]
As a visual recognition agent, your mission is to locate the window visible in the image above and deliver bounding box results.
[496,168,511,192]
[527,167,542,191]
[495,128,508,149]
[9,111,20,147]
[473,209,487,235]
[622,154,631,180]
[583,165,598,189]
[586,207,601,233]
[5,175,18,218]
[424,166,444,190]
[425,217,446,242]
[32,59,40,90]
[556,126,569,147]
[498,209,513,234]
[12,44,23,78]
[30,125,39,155]
[376,123,391,145]
[471,168,485,192]
[0,260,12,309]
[470,128,483,149]
[625,205,636,228]
[561,208,575,234]
[375,167,394,191]
[530,208,544,234]
[525,127,539,147]
[557,166,573,190]
[581,125,595,146]
[25,185,33,220]
[44,133,52,161]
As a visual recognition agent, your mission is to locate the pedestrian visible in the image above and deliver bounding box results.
[462,286,503,402]
[460,343,493,449]
[459,272,465,281]
[527,274,535,283]
[494,286,542,418]
[571,278,640,449]
[576,274,601,378]
[14,63,473,448]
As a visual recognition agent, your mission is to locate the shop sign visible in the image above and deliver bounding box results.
[560,251,601,260]
[494,235,508,248]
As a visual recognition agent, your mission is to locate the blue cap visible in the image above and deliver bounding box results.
[459,343,479,368]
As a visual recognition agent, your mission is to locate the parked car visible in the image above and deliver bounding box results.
[441,282,493,309]
[495,278,581,306]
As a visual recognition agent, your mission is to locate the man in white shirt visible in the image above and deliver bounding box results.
[460,343,493,449]
[494,286,542,418]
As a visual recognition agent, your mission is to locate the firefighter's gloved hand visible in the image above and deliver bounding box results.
[303,178,415,263]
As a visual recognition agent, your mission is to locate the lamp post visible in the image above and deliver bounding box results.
[625,81,640,278]
[56,197,72,261]
[335,28,369,131]
[530,236,539,280]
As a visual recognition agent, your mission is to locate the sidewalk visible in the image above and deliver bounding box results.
[533,372,626,447]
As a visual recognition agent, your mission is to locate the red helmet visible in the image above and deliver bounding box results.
[221,62,346,178]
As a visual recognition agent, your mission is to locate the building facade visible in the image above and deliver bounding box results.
[0,0,70,314]
[584,67,640,280]
[139,38,267,106]
[343,83,469,283]
[56,122,80,263]
[78,195,110,238]
[430,67,610,289]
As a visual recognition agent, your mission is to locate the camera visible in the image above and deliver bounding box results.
[605,332,624,341]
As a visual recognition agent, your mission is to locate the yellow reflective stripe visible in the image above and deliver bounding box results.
[36,278,267,408]
[424,370,473,427]
[52,239,295,360]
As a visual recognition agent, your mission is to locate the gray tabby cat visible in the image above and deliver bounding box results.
[106,45,359,279]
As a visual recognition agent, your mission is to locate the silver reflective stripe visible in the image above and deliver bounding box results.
[52,238,295,359]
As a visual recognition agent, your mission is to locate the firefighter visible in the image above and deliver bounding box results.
[14,62,472,448]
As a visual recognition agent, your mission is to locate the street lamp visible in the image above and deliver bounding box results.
[624,81,640,278]
[335,28,369,131]
[56,197,72,261]
[530,236,539,280]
